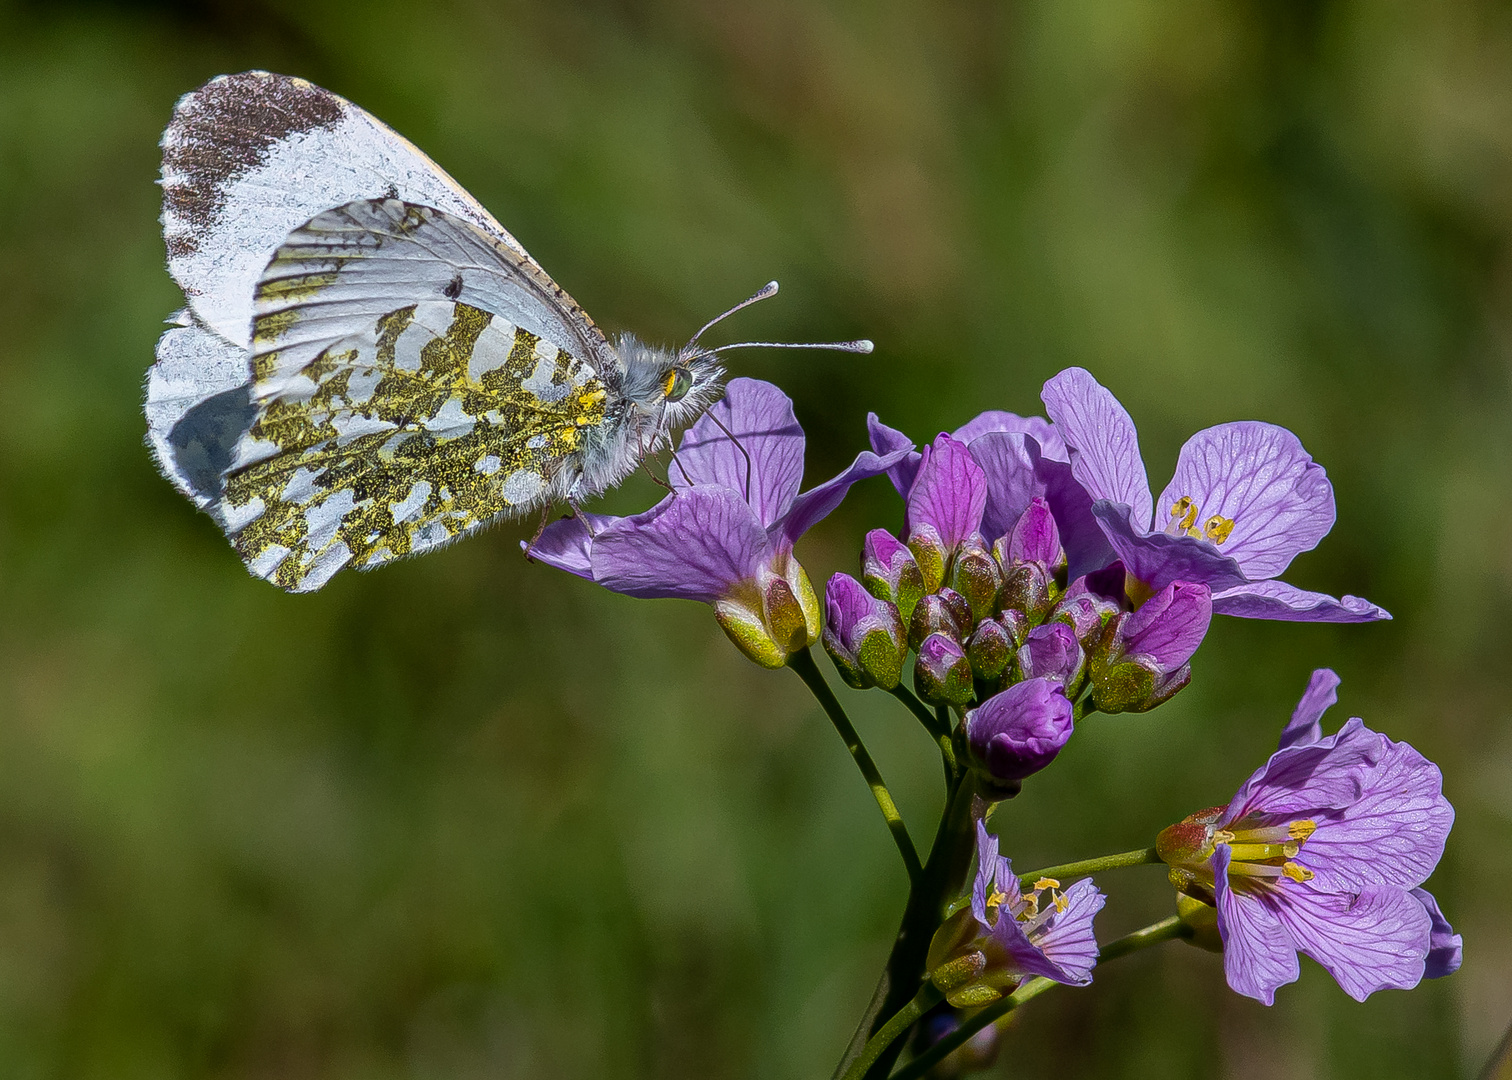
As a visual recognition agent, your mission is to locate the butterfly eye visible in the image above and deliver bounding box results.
[663,367,693,403]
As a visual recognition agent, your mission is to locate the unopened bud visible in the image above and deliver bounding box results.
[1001,496,1066,574]
[1016,621,1084,689]
[907,522,948,594]
[909,588,972,649]
[1089,581,1210,713]
[862,529,926,628]
[964,678,1074,782]
[966,617,1013,681]
[949,532,1002,623]
[712,559,819,669]
[822,573,907,690]
[915,633,974,708]
[998,560,1054,625]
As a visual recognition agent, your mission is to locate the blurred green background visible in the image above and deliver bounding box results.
[0,0,1508,1076]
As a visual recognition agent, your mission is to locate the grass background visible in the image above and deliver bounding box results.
[0,0,1508,1076]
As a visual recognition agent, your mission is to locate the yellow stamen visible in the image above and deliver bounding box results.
[1226,842,1294,861]
[1054,893,1069,913]
[1288,820,1316,841]
[1204,515,1235,544]
[1282,861,1314,883]
[1169,497,1198,532]
[1033,877,1060,892]
[986,888,1008,909]
[1212,829,1235,844]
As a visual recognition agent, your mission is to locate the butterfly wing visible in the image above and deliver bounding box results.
[202,199,613,592]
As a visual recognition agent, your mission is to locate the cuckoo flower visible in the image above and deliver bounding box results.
[1040,367,1388,622]
[532,378,908,667]
[822,573,907,690]
[964,677,1075,782]
[870,412,1114,578]
[1157,670,1457,1004]
[928,821,1105,1007]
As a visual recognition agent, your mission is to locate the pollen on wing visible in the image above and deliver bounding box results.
[225,299,608,590]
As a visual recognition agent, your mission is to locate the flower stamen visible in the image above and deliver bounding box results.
[1165,497,1235,545]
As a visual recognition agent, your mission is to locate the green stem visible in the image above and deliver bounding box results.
[839,984,942,1080]
[790,648,922,883]
[855,773,981,1080]
[886,685,957,779]
[1017,846,1162,885]
[891,915,1192,1080]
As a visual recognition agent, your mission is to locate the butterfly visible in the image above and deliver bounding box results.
[145,71,870,592]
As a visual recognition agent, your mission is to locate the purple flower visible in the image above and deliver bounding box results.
[822,573,907,690]
[1157,670,1457,1004]
[964,678,1075,782]
[532,378,908,667]
[1016,622,1084,689]
[927,821,1105,1007]
[1040,367,1389,623]
[915,633,974,708]
[870,413,1114,578]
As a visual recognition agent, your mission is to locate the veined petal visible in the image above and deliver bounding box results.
[1158,422,1335,580]
[867,413,920,498]
[1225,718,1385,822]
[1278,668,1341,750]
[969,431,1043,543]
[1030,878,1105,985]
[1210,580,1391,623]
[773,447,913,551]
[1092,502,1248,594]
[673,378,804,527]
[1299,737,1453,893]
[906,435,987,550]
[1268,885,1430,1002]
[1215,847,1300,1005]
[590,486,769,601]
[1040,368,1152,530]
[1411,888,1463,979]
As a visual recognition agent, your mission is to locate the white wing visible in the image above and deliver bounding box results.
[160,70,519,350]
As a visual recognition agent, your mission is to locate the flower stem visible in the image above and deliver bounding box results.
[790,648,923,883]
[886,685,957,780]
[1016,846,1162,885]
[838,983,943,1080]
[891,915,1192,1080]
[851,773,980,1080]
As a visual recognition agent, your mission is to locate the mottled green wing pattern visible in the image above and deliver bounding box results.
[222,298,606,591]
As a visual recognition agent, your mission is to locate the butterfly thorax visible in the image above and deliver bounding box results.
[573,333,724,499]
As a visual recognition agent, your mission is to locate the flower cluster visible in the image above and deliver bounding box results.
[529,362,1454,1072]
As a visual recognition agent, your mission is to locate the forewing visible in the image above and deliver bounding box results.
[163,70,512,348]
[222,292,608,593]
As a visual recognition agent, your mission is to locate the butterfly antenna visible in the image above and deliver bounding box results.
[708,339,874,356]
[686,281,781,348]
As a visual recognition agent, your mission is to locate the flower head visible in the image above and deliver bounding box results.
[1157,670,1457,1004]
[532,378,908,666]
[928,822,1105,1007]
[1040,368,1389,623]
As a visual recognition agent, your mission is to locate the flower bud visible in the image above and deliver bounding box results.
[821,573,907,690]
[908,588,972,649]
[713,559,820,669]
[915,633,974,707]
[949,532,1002,623]
[1089,581,1210,713]
[966,617,1013,681]
[997,561,1053,625]
[907,522,948,594]
[862,529,926,628]
[964,678,1074,782]
[1016,622,1084,690]
[1002,496,1065,572]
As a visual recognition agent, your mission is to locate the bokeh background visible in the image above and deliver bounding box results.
[1,0,1508,1076]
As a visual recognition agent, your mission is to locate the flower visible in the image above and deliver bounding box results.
[532,378,908,667]
[964,678,1075,782]
[1157,669,1457,1004]
[822,573,907,690]
[927,821,1105,1007]
[870,413,1114,579]
[1040,367,1389,623]
[915,633,974,708]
